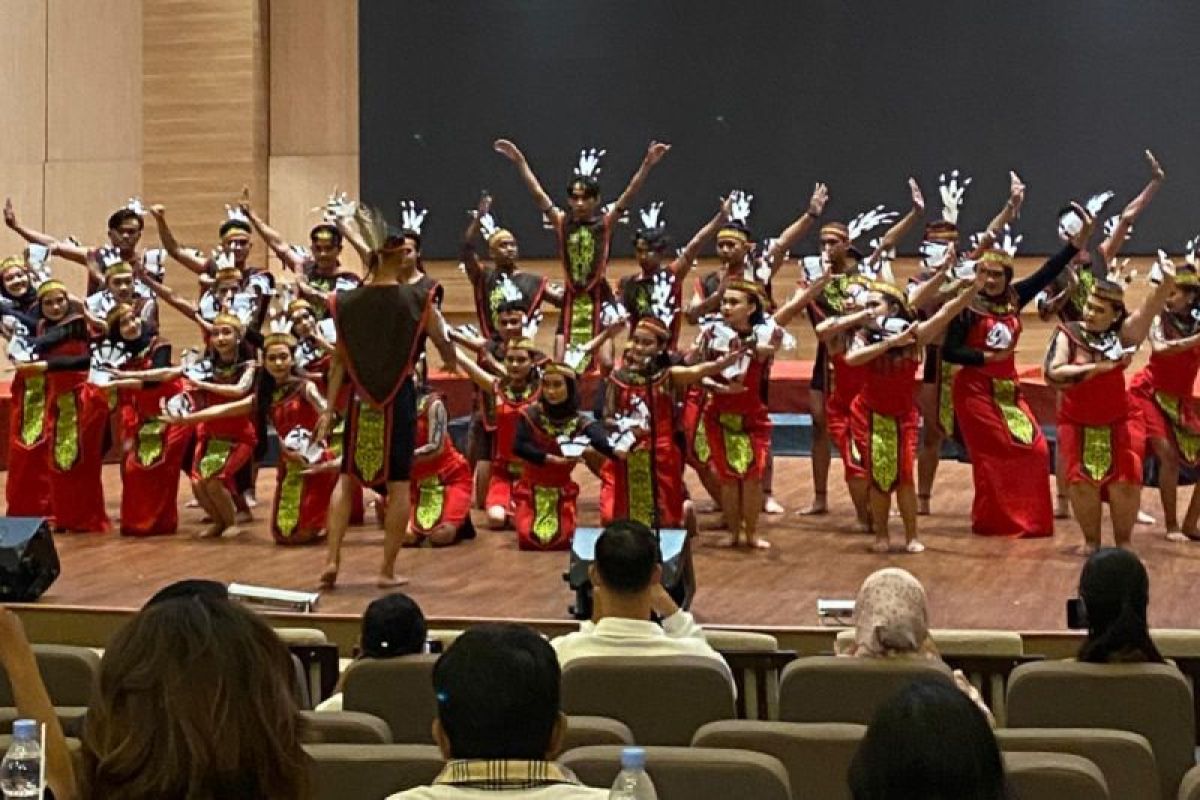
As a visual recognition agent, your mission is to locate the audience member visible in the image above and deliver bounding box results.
[551,520,731,685]
[848,678,1009,800]
[316,591,429,712]
[143,577,229,607]
[390,623,607,798]
[1077,547,1165,664]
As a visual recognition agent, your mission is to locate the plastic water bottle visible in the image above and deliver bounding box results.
[608,746,657,799]
[0,719,41,799]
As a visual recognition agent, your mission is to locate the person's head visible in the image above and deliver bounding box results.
[83,593,308,799]
[432,623,565,760]
[540,363,578,412]
[716,222,753,266]
[503,339,537,383]
[589,519,661,604]
[820,222,852,268]
[213,264,244,299]
[308,224,343,269]
[105,263,136,303]
[566,176,601,221]
[1082,282,1127,334]
[288,299,317,338]
[218,219,253,264]
[106,303,144,343]
[262,340,296,381]
[628,317,671,368]
[864,283,915,328]
[488,228,519,267]
[850,568,931,658]
[106,208,144,253]
[1078,547,1163,664]
[633,228,671,272]
[977,251,1013,298]
[36,280,70,322]
[360,592,427,659]
[1165,272,1200,316]
[720,280,766,330]
[0,258,30,299]
[848,679,1008,800]
[143,578,229,608]
[920,221,960,274]
[495,300,528,342]
[209,314,243,358]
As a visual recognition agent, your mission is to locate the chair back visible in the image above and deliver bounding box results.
[995,727,1156,800]
[300,710,393,744]
[0,644,100,706]
[779,655,953,724]
[342,654,440,743]
[561,715,635,750]
[560,745,790,800]
[305,743,443,800]
[1003,751,1109,800]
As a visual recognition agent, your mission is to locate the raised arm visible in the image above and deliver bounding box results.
[460,192,491,285]
[493,139,562,226]
[1099,150,1165,264]
[764,183,828,272]
[1122,258,1176,346]
[773,275,832,327]
[674,195,733,278]
[335,212,373,268]
[815,308,873,341]
[607,141,672,225]
[241,187,305,271]
[425,307,457,371]
[967,172,1025,258]
[137,267,204,327]
[147,205,209,275]
[868,179,925,264]
[915,275,983,345]
[3,198,88,264]
[452,346,499,391]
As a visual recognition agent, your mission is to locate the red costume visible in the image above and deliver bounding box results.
[408,392,473,542]
[827,350,870,482]
[484,382,538,513]
[189,360,257,495]
[555,214,614,374]
[850,354,921,492]
[268,383,337,545]
[5,370,52,518]
[1128,315,1200,466]
[701,336,772,482]
[512,407,597,551]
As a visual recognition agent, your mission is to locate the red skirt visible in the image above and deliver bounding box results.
[1128,371,1200,466]
[680,388,711,472]
[6,374,51,517]
[46,383,112,533]
[828,391,866,482]
[485,459,521,512]
[849,395,919,493]
[953,369,1052,538]
[119,422,192,536]
[702,404,771,482]
[270,457,337,545]
[408,450,473,536]
[600,446,685,528]
[1058,410,1144,494]
[513,478,578,551]
[190,428,255,495]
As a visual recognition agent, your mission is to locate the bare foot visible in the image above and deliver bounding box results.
[224,526,244,538]
[197,522,226,539]
[185,498,201,509]
[904,540,926,554]
[377,574,410,588]
[319,563,339,588]
[1054,497,1070,519]
[242,492,259,509]
[869,540,890,554]
[799,495,828,516]
[762,496,785,515]
[1072,543,1099,557]
[917,495,931,516]
[235,510,253,524]
[1136,510,1155,525]
[856,517,872,533]
[749,537,771,550]
[1166,531,1189,543]
[696,500,721,514]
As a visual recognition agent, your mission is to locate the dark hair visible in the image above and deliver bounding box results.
[849,679,1008,800]
[496,299,530,317]
[718,220,754,243]
[433,623,561,760]
[144,579,228,609]
[633,227,672,253]
[107,208,144,232]
[1078,548,1164,664]
[309,223,343,246]
[218,218,252,239]
[83,594,309,799]
[361,593,427,658]
[594,519,660,594]
[568,176,600,200]
[401,231,422,251]
[251,357,304,459]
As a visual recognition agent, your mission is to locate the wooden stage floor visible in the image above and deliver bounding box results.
[8,456,1200,632]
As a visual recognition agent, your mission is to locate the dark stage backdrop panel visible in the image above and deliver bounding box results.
[360,0,1200,259]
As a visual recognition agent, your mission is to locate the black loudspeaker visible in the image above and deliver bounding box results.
[0,518,60,602]
[563,528,695,620]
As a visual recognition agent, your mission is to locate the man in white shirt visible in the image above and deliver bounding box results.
[551,520,733,686]
[388,624,607,799]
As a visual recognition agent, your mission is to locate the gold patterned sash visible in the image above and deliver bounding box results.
[19,375,46,447]
[1082,425,1113,482]
[275,461,304,537]
[718,412,752,476]
[197,438,233,479]
[136,420,166,467]
[625,448,654,526]
[415,476,446,531]
[870,412,900,491]
[353,401,386,483]
[532,485,561,544]
[1154,392,1200,465]
[567,294,594,372]
[992,378,1035,445]
[52,392,80,471]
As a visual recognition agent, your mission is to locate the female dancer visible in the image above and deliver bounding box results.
[1,259,50,517]
[406,369,476,547]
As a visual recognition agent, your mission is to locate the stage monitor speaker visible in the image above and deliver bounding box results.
[0,518,59,602]
[563,528,694,620]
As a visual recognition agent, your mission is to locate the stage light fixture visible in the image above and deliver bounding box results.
[229,582,320,613]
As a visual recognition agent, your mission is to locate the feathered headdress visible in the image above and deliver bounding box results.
[638,201,666,231]
[938,170,972,224]
[263,315,297,349]
[980,225,1023,267]
[398,200,428,235]
[574,147,606,178]
[123,197,147,217]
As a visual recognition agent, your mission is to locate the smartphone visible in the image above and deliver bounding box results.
[1066,597,1088,630]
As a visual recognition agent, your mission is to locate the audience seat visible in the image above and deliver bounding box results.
[1002,751,1109,800]
[305,743,443,800]
[704,629,789,719]
[0,644,100,736]
[560,656,735,745]
[1179,764,1200,800]
[1152,630,1200,658]
[560,745,790,800]
[341,654,440,744]
[1007,661,1194,799]
[300,710,393,744]
[995,727,1157,800]
[778,655,953,725]
[561,716,635,750]
[693,719,865,800]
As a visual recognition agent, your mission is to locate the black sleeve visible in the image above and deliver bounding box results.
[513,416,548,466]
[244,327,264,351]
[151,344,174,369]
[2,309,39,331]
[46,354,90,372]
[583,419,616,459]
[1014,244,1080,308]
[940,312,985,367]
[28,324,72,352]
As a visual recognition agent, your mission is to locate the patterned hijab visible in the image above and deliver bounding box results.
[852,568,932,657]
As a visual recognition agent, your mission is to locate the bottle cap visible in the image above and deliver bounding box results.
[12,719,37,740]
[620,746,646,769]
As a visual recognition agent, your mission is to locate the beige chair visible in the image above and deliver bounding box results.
[341,654,439,744]
[561,716,635,750]
[1003,751,1109,800]
[300,710,393,744]
[560,656,735,746]
[704,629,779,651]
[1007,661,1194,800]
[705,629,788,720]
[1153,630,1200,658]
[274,627,329,645]
[0,644,100,736]
[1179,764,1200,800]
[560,745,791,800]
[305,743,443,800]
[778,655,953,725]
[996,727,1157,800]
[693,719,865,800]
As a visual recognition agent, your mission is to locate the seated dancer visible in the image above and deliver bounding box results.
[942,204,1093,537]
[161,318,338,545]
[316,206,455,588]
[844,276,983,553]
[97,303,191,536]
[1044,256,1175,553]
[512,362,615,551]
[406,361,476,547]
[453,338,542,529]
[493,137,670,372]
[1128,259,1200,540]
[696,278,788,548]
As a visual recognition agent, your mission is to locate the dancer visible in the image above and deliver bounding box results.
[845,277,983,552]
[1044,257,1174,552]
[148,203,260,282]
[493,137,670,371]
[406,367,476,547]
[316,207,455,588]
[942,204,1093,537]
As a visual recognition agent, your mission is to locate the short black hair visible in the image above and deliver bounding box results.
[309,223,343,247]
[144,579,229,609]
[496,299,530,316]
[594,519,660,594]
[849,679,1008,800]
[401,231,422,251]
[633,227,672,253]
[568,176,600,200]
[361,593,427,659]
[219,219,252,239]
[433,624,560,760]
[107,208,144,232]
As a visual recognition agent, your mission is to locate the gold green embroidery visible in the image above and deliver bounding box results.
[694,416,711,464]
[1070,269,1095,317]
[275,461,303,537]
[532,485,561,544]
[353,402,386,482]
[415,476,445,531]
[329,416,346,459]
[568,294,594,372]
[718,412,752,476]
[136,420,166,467]
[870,412,900,491]
[198,438,233,479]
[992,379,1035,445]
[19,375,45,447]
[626,448,654,526]
[938,363,956,436]
[52,392,80,471]
[566,225,596,285]
[1154,392,1200,465]
[1082,425,1113,482]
